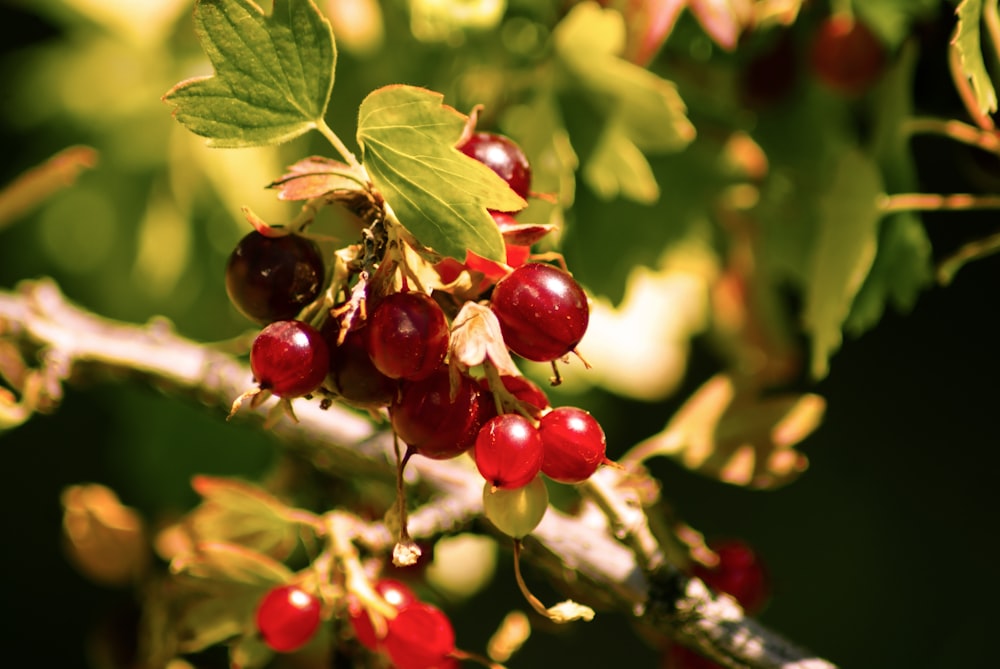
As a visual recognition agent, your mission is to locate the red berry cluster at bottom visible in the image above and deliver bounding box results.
[348,579,458,669]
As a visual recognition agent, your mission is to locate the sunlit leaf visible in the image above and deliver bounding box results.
[628,374,824,489]
[554,2,695,203]
[0,146,98,229]
[186,475,304,559]
[584,118,660,203]
[171,541,294,586]
[163,0,336,147]
[356,85,525,262]
[952,0,998,117]
[803,148,884,380]
[688,0,753,51]
[845,212,931,335]
[268,156,363,200]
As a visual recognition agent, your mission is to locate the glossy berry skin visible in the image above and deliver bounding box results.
[365,291,449,381]
[474,414,544,489]
[490,263,589,362]
[809,15,886,96]
[255,584,322,653]
[383,602,456,669]
[251,320,329,398]
[321,319,397,409]
[225,231,324,324]
[391,366,483,459]
[348,579,417,650]
[459,132,532,201]
[539,407,606,484]
[482,476,548,538]
[691,539,770,616]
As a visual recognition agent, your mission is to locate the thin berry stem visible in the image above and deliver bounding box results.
[903,117,1000,154]
[511,540,551,619]
[878,192,1000,214]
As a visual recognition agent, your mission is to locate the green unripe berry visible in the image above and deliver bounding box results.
[482,476,548,538]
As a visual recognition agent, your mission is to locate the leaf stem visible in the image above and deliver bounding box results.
[317,119,368,178]
[903,117,1000,154]
[877,192,1000,214]
[936,230,1000,284]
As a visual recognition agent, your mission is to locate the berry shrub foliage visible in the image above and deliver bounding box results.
[7,0,1000,667]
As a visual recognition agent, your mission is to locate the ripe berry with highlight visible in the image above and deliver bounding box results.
[539,407,607,484]
[490,263,589,362]
[250,320,329,398]
[255,584,322,653]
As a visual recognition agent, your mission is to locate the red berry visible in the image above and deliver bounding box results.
[691,539,770,616]
[250,320,329,398]
[255,584,322,653]
[366,291,450,381]
[383,602,456,669]
[348,579,417,650]
[809,15,886,96]
[458,132,532,202]
[321,318,397,408]
[474,414,544,489]
[538,407,607,484]
[225,231,325,324]
[391,366,483,459]
[490,263,589,362]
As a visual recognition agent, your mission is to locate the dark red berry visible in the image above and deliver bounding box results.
[474,414,544,489]
[321,318,397,408]
[691,539,770,616]
[251,320,329,398]
[539,407,606,483]
[348,579,417,651]
[255,584,322,653]
[225,231,324,324]
[459,132,532,201]
[366,291,450,381]
[383,602,456,669]
[808,15,886,96]
[391,366,483,459]
[490,263,589,362]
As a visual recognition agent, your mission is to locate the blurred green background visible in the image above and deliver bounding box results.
[1,1,998,668]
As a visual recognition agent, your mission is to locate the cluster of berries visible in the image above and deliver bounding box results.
[224,131,609,539]
[255,578,459,668]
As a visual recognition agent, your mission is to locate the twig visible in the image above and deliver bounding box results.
[0,278,838,669]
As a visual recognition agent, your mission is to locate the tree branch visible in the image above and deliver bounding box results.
[0,278,837,669]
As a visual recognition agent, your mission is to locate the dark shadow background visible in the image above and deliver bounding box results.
[1,3,998,668]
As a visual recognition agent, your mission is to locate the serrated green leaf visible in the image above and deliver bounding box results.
[189,475,301,559]
[554,2,695,203]
[176,593,255,653]
[171,541,294,586]
[164,0,336,147]
[953,0,998,116]
[584,118,660,203]
[356,85,525,262]
[845,212,931,335]
[803,149,885,380]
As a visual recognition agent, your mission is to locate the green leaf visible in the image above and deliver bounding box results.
[952,0,998,116]
[171,541,294,586]
[170,543,293,653]
[553,2,695,203]
[189,475,303,560]
[356,85,525,262]
[803,149,885,380]
[163,0,336,147]
[845,212,931,335]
